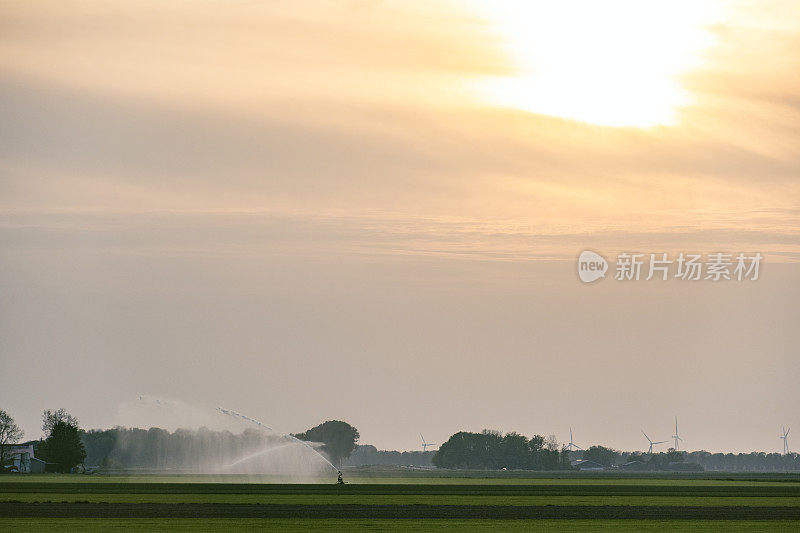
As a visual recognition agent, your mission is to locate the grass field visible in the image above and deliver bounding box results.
[1,471,799,531]
[4,518,800,532]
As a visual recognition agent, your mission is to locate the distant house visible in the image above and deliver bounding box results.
[572,459,605,471]
[621,460,648,470]
[2,444,35,473]
[1,442,55,473]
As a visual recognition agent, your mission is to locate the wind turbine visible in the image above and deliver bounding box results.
[672,416,683,451]
[642,430,667,454]
[565,427,583,451]
[780,427,790,455]
[420,433,436,452]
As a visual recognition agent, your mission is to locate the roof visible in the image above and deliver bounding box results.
[573,459,605,469]
[29,457,57,465]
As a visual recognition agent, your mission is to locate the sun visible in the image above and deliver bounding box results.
[470,0,722,127]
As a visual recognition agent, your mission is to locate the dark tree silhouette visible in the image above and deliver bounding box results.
[39,421,86,473]
[0,409,24,470]
[294,420,359,467]
[433,430,571,470]
[582,445,620,467]
[42,409,79,437]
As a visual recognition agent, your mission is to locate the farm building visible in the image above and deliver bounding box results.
[572,459,605,471]
[1,442,53,473]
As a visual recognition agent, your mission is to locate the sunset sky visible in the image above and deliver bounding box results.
[1,0,798,453]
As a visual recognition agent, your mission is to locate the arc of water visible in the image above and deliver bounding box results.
[226,442,297,468]
[216,407,338,472]
[217,407,274,431]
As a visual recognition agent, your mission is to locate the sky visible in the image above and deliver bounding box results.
[1,0,798,454]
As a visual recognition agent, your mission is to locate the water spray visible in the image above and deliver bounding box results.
[216,407,339,476]
[216,407,274,431]
[225,442,297,468]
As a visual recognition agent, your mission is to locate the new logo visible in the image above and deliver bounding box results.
[577,250,608,283]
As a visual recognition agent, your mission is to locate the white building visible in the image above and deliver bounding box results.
[2,444,47,473]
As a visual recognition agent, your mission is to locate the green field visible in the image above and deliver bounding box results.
[1,471,799,531]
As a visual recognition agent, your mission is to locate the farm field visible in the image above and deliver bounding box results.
[2,518,800,532]
[1,472,799,531]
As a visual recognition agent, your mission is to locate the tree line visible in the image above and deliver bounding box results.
[432,431,800,472]
[432,430,572,470]
[84,420,361,470]
[569,445,800,472]
[2,408,362,473]
[84,426,280,470]
[3,407,798,473]
[343,445,435,467]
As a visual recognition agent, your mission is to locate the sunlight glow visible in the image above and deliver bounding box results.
[471,0,723,127]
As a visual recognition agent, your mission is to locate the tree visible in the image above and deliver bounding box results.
[0,410,24,470]
[40,409,85,473]
[648,450,688,470]
[81,428,119,467]
[294,420,359,468]
[432,430,572,471]
[433,431,494,469]
[42,409,79,437]
[38,421,86,473]
[499,432,530,469]
[582,445,620,467]
[665,450,684,464]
